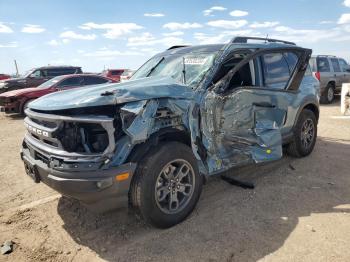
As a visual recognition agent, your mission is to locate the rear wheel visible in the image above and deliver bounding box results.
[320,83,335,104]
[287,109,317,157]
[130,142,202,228]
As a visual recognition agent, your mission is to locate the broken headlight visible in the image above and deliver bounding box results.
[58,122,109,153]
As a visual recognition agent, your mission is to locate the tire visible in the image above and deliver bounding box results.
[130,141,202,228]
[21,99,35,116]
[287,109,317,157]
[320,83,335,104]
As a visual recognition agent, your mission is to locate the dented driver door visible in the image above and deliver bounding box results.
[200,47,311,174]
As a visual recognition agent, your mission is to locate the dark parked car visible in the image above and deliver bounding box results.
[0,66,82,94]
[0,74,115,115]
[21,37,319,228]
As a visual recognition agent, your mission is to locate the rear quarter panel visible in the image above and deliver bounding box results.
[284,75,319,132]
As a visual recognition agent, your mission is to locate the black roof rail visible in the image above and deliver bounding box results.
[231,36,296,46]
[167,45,190,50]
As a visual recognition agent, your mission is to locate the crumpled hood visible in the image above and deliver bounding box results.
[0,87,38,97]
[29,76,194,111]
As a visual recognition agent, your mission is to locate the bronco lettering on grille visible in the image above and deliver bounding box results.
[25,122,49,137]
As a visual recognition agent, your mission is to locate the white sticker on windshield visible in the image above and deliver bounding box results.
[184,57,207,65]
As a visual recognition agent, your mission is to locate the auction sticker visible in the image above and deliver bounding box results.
[184,56,208,65]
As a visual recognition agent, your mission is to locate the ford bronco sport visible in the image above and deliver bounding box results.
[0,66,82,93]
[21,37,319,228]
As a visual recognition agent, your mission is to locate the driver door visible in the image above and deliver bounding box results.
[200,47,311,174]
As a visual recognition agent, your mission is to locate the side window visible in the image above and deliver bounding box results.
[317,57,330,72]
[84,76,108,85]
[41,70,48,77]
[339,59,349,72]
[262,53,290,89]
[30,70,42,78]
[283,52,298,73]
[330,58,341,72]
[57,77,83,87]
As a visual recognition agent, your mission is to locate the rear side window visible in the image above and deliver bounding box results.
[317,58,330,72]
[84,76,109,85]
[262,53,290,89]
[283,52,298,73]
[57,77,83,87]
[330,58,341,72]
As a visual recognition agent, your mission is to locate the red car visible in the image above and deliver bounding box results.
[0,74,11,81]
[0,74,115,115]
[101,69,128,82]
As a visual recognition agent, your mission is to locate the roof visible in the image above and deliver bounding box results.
[156,41,302,57]
[36,65,81,70]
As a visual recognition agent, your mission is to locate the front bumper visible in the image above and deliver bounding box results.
[0,101,20,113]
[21,140,136,212]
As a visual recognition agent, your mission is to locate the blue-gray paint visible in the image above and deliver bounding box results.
[27,43,319,176]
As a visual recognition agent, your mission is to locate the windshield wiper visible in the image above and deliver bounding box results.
[146,57,165,77]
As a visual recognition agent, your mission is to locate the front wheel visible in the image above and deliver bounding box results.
[287,109,317,157]
[130,142,202,228]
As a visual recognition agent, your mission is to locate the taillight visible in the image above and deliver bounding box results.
[315,71,321,81]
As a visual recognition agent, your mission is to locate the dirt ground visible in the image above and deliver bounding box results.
[0,99,350,262]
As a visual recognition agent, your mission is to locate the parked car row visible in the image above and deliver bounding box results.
[0,66,82,93]
[0,74,115,115]
[0,65,135,114]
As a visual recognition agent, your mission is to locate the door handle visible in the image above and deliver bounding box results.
[253,102,275,108]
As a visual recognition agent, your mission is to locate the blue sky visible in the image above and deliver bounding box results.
[1,0,350,74]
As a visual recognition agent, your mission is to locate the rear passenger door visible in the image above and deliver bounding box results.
[330,58,342,89]
[200,48,311,173]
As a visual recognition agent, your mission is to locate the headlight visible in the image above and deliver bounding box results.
[0,82,6,88]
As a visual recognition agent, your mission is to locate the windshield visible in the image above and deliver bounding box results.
[37,75,64,88]
[23,69,35,78]
[130,52,217,88]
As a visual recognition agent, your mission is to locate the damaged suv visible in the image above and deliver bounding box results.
[21,37,319,228]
